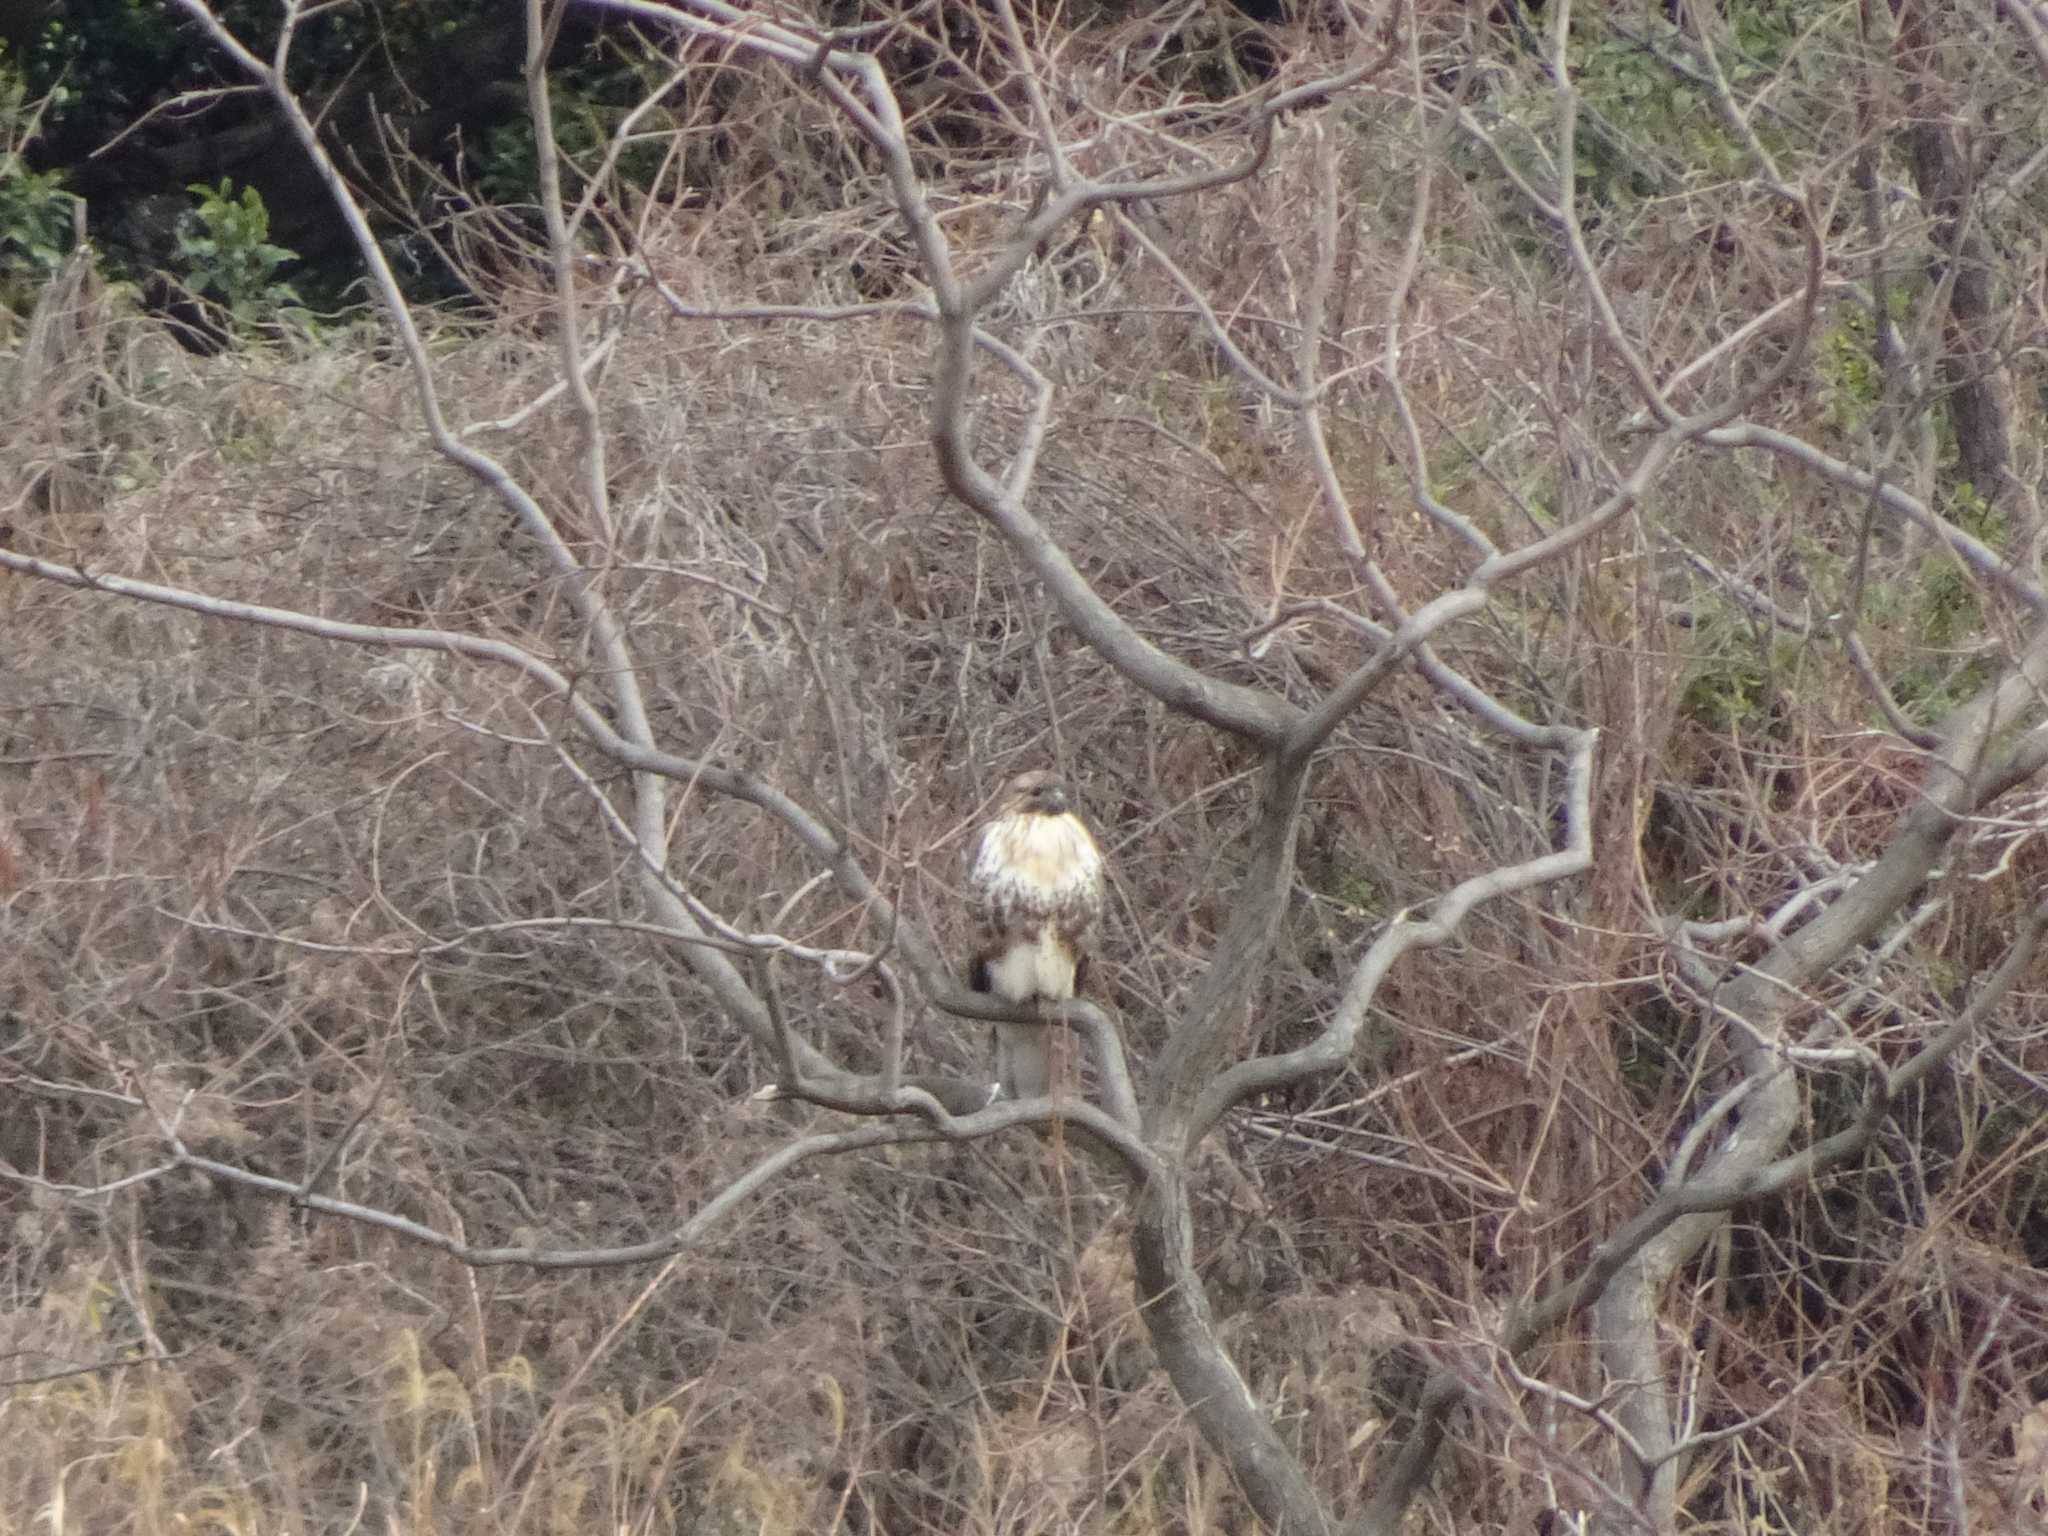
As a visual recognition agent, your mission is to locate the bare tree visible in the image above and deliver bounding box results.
[6,2,2046,1533]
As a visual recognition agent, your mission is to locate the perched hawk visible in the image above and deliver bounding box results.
[968,770,1107,1099]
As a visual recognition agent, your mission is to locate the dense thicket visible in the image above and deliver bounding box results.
[4,4,2046,1535]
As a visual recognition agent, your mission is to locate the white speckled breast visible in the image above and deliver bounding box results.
[973,813,1104,923]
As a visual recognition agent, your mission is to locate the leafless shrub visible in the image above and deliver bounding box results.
[5,2,2048,1534]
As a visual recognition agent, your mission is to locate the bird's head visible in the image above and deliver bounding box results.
[999,769,1070,817]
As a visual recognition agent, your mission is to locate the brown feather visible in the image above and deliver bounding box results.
[967,772,1106,1097]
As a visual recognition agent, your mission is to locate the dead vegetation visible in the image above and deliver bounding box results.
[4,2,2048,1534]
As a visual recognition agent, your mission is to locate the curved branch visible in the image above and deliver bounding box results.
[1703,420,2048,611]
[1133,1165,1336,1536]
[929,385,1303,743]
[1194,724,1598,1142]
[1145,757,1313,1148]
[7,1069,1166,1266]
[0,1117,919,1269]
[1360,894,2046,1534]
[0,546,962,1079]
[573,1,1345,746]
[160,0,814,1115]
[1581,639,2048,1521]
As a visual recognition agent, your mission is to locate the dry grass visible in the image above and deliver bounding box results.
[5,8,2048,1535]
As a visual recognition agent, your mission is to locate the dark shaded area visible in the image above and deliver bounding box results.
[6,1,641,311]
[4,0,1341,326]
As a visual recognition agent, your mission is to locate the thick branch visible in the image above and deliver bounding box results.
[925,305,1303,745]
[1144,757,1311,1150]
[1358,896,2043,1535]
[1197,724,1597,1142]
[1133,1166,1335,1536]
[1361,621,2048,1530]
[1586,628,2048,1522]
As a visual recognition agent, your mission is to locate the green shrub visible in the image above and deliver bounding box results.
[0,156,74,307]
[0,42,79,314]
[1676,597,1805,733]
[174,177,308,334]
